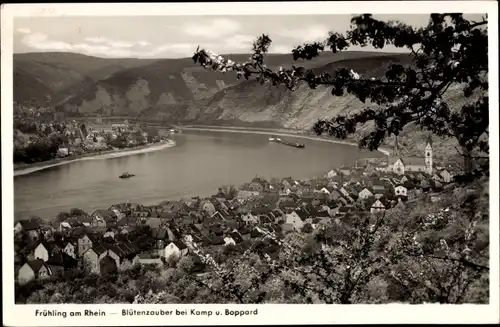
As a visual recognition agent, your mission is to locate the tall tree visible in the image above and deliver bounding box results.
[192,14,488,174]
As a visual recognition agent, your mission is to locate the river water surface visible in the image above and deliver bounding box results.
[14,130,384,221]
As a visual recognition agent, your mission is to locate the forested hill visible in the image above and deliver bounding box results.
[15,51,409,128]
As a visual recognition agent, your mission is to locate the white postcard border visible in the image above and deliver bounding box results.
[2,1,499,326]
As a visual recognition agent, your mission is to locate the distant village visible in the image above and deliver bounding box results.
[14,136,461,285]
[15,111,164,160]
[54,121,164,157]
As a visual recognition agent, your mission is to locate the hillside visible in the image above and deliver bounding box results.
[190,53,414,127]
[49,51,408,120]
[51,51,373,117]
[13,50,479,160]
[13,52,158,105]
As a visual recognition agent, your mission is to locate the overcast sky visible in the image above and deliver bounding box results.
[13,14,485,59]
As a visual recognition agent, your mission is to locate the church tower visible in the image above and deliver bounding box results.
[425,135,433,175]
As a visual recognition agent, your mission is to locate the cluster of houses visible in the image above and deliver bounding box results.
[14,138,459,285]
[56,121,163,157]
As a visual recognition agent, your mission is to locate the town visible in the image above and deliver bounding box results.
[14,136,460,286]
[14,103,165,165]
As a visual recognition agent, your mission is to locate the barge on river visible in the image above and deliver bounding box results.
[268,136,305,148]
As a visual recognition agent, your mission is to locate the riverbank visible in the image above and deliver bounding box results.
[14,140,176,177]
[176,125,392,156]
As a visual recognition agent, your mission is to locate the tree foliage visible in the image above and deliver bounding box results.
[14,179,489,304]
[192,14,489,174]
[180,180,488,304]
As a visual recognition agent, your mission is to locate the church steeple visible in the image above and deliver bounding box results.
[426,134,433,147]
[425,134,433,175]
[393,134,401,157]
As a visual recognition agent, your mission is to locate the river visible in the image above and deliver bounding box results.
[13,130,385,221]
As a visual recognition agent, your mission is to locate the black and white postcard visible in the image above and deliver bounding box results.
[2,1,499,326]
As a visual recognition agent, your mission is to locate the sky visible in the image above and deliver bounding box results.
[13,14,486,59]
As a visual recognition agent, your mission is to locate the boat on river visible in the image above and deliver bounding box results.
[119,172,135,179]
[268,136,304,148]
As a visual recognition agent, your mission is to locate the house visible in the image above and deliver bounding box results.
[328,189,342,201]
[223,236,236,246]
[17,259,51,285]
[358,187,374,200]
[116,242,137,260]
[394,185,408,198]
[14,219,41,241]
[285,211,305,231]
[166,226,183,242]
[431,173,443,182]
[327,205,340,217]
[339,188,355,203]
[118,216,140,229]
[153,228,169,251]
[419,179,432,191]
[163,241,189,260]
[102,244,125,269]
[45,242,62,257]
[250,227,267,239]
[25,242,50,262]
[326,169,338,178]
[57,221,74,234]
[90,210,117,228]
[337,197,349,206]
[248,180,265,193]
[370,199,386,214]
[402,178,417,190]
[103,228,115,240]
[338,167,351,176]
[439,169,453,183]
[281,177,293,189]
[371,184,387,195]
[99,255,119,276]
[76,234,93,257]
[200,200,216,215]
[185,233,204,245]
[400,175,413,184]
[62,241,77,259]
[82,243,107,274]
[230,230,244,244]
[45,253,68,276]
